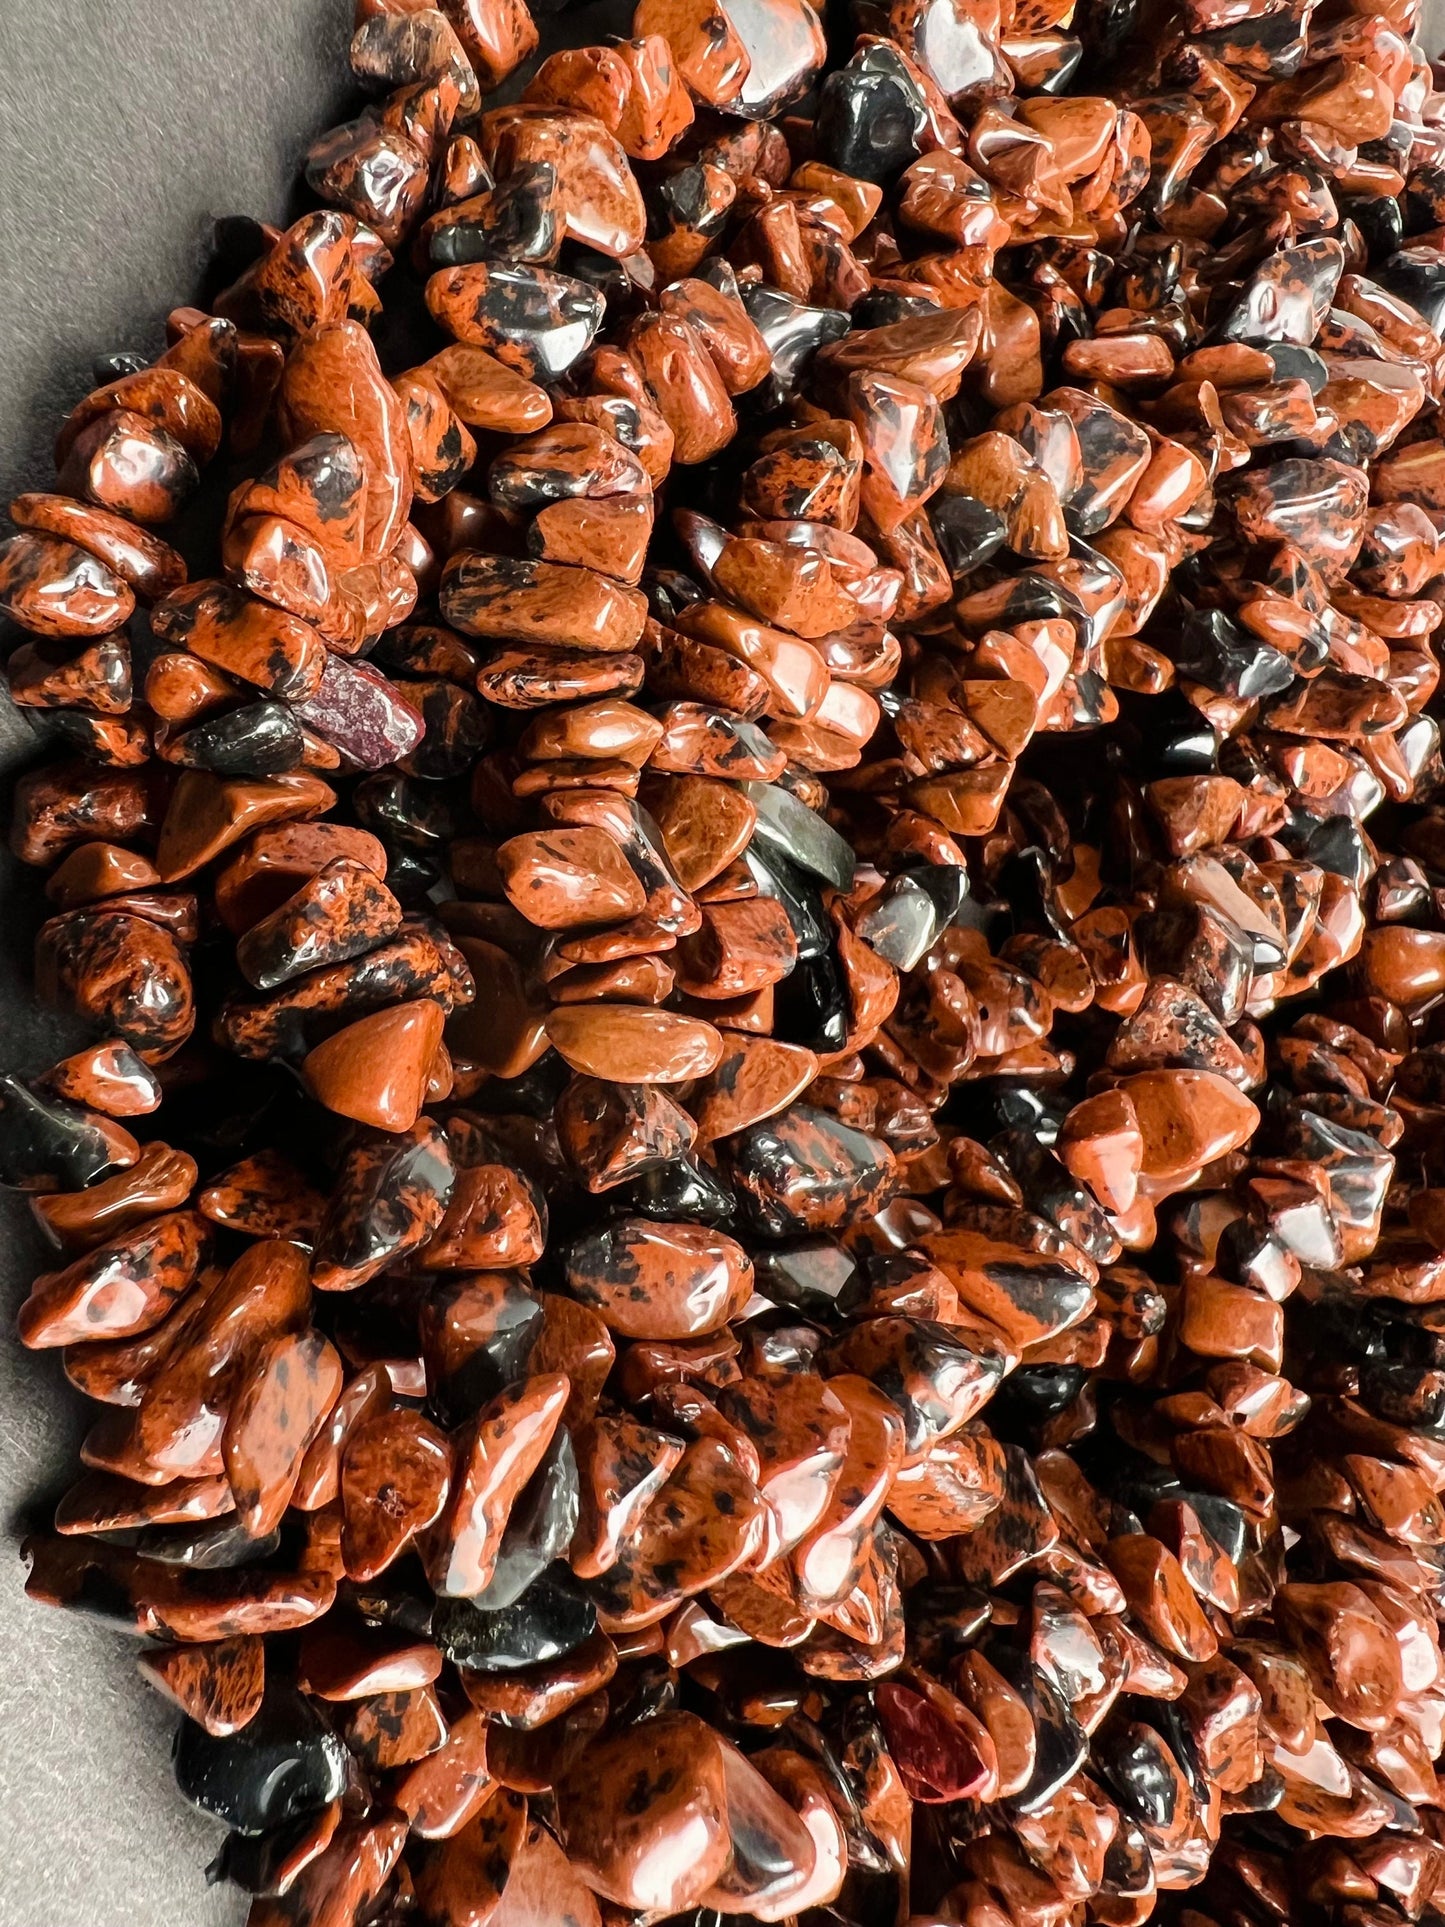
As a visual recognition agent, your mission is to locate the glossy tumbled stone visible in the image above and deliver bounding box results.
[277,320,413,560]
[588,1439,765,1632]
[675,896,799,999]
[887,1431,1005,1540]
[342,1685,447,1770]
[830,1317,1011,1457]
[341,1409,452,1580]
[426,262,605,380]
[307,114,430,248]
[1274,1582,1404,1731]
[627,311,739,466]
[247,1810,407,1927]
[235,857,401,991]
[34,1140,195,1254]
[173,1683,349,1833]
[7,640,133,727]
[1230,456,1369,575]
[151,580,327,702]
[697,1736,821,1914]
[554,1077,693,1193]
[417,1122,546,1274]
[0,532,136,638]
[442,552,646,654]
[1218,238,1345,346]
[40,1041,161,1119]
[1105,1534,1219,1663]
[814,41,927,183]
[230,434,364,569]
[223,1329,344,1536]
[553,1710,729,1912]
[427,1373,569,1598]
[432,1568,597,1671]
[496,827,645,930]
[417,344,552,435]
[481,107,646,260]
[296,653,427,773]
[10,492,186,602]
[419,1271,544,1422]
[57,409,199,524]
[718,1371,849,1554]
[22,1528,336,1641]
[545,1006,722,1084]
[876,1677,998,1803]
[570,1414,685,1579]
[1120,1069,1260,1182]
[36,911,195,1061]
[730,1105,896,1236]
[473,1425,579,1611]
[212,821,388,933]
[301,999,446,1131]
[0,1077,141,1194]
[791,1374,904,1610]
[564,1218,753,1339]
[312,1119,455,1291]
[643,780,753,895]
[1057,1089,1144,1213]
[388,1705,497,1839]
[138,1637,265,1737]
[692,1036,819,1143]
[409,1790,530,1920]
[152,771,335,885]
[740,781,857,889]
[651,704,786,780]
[844,372,949,534]
[17,1210,207,1349]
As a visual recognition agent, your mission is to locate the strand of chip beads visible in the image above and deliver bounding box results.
[7,0,1445,1920]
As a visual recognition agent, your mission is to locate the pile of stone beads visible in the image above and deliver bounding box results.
[9,0,1445,1920]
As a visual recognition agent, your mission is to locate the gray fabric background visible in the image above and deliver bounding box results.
[2,0,1445,1921]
